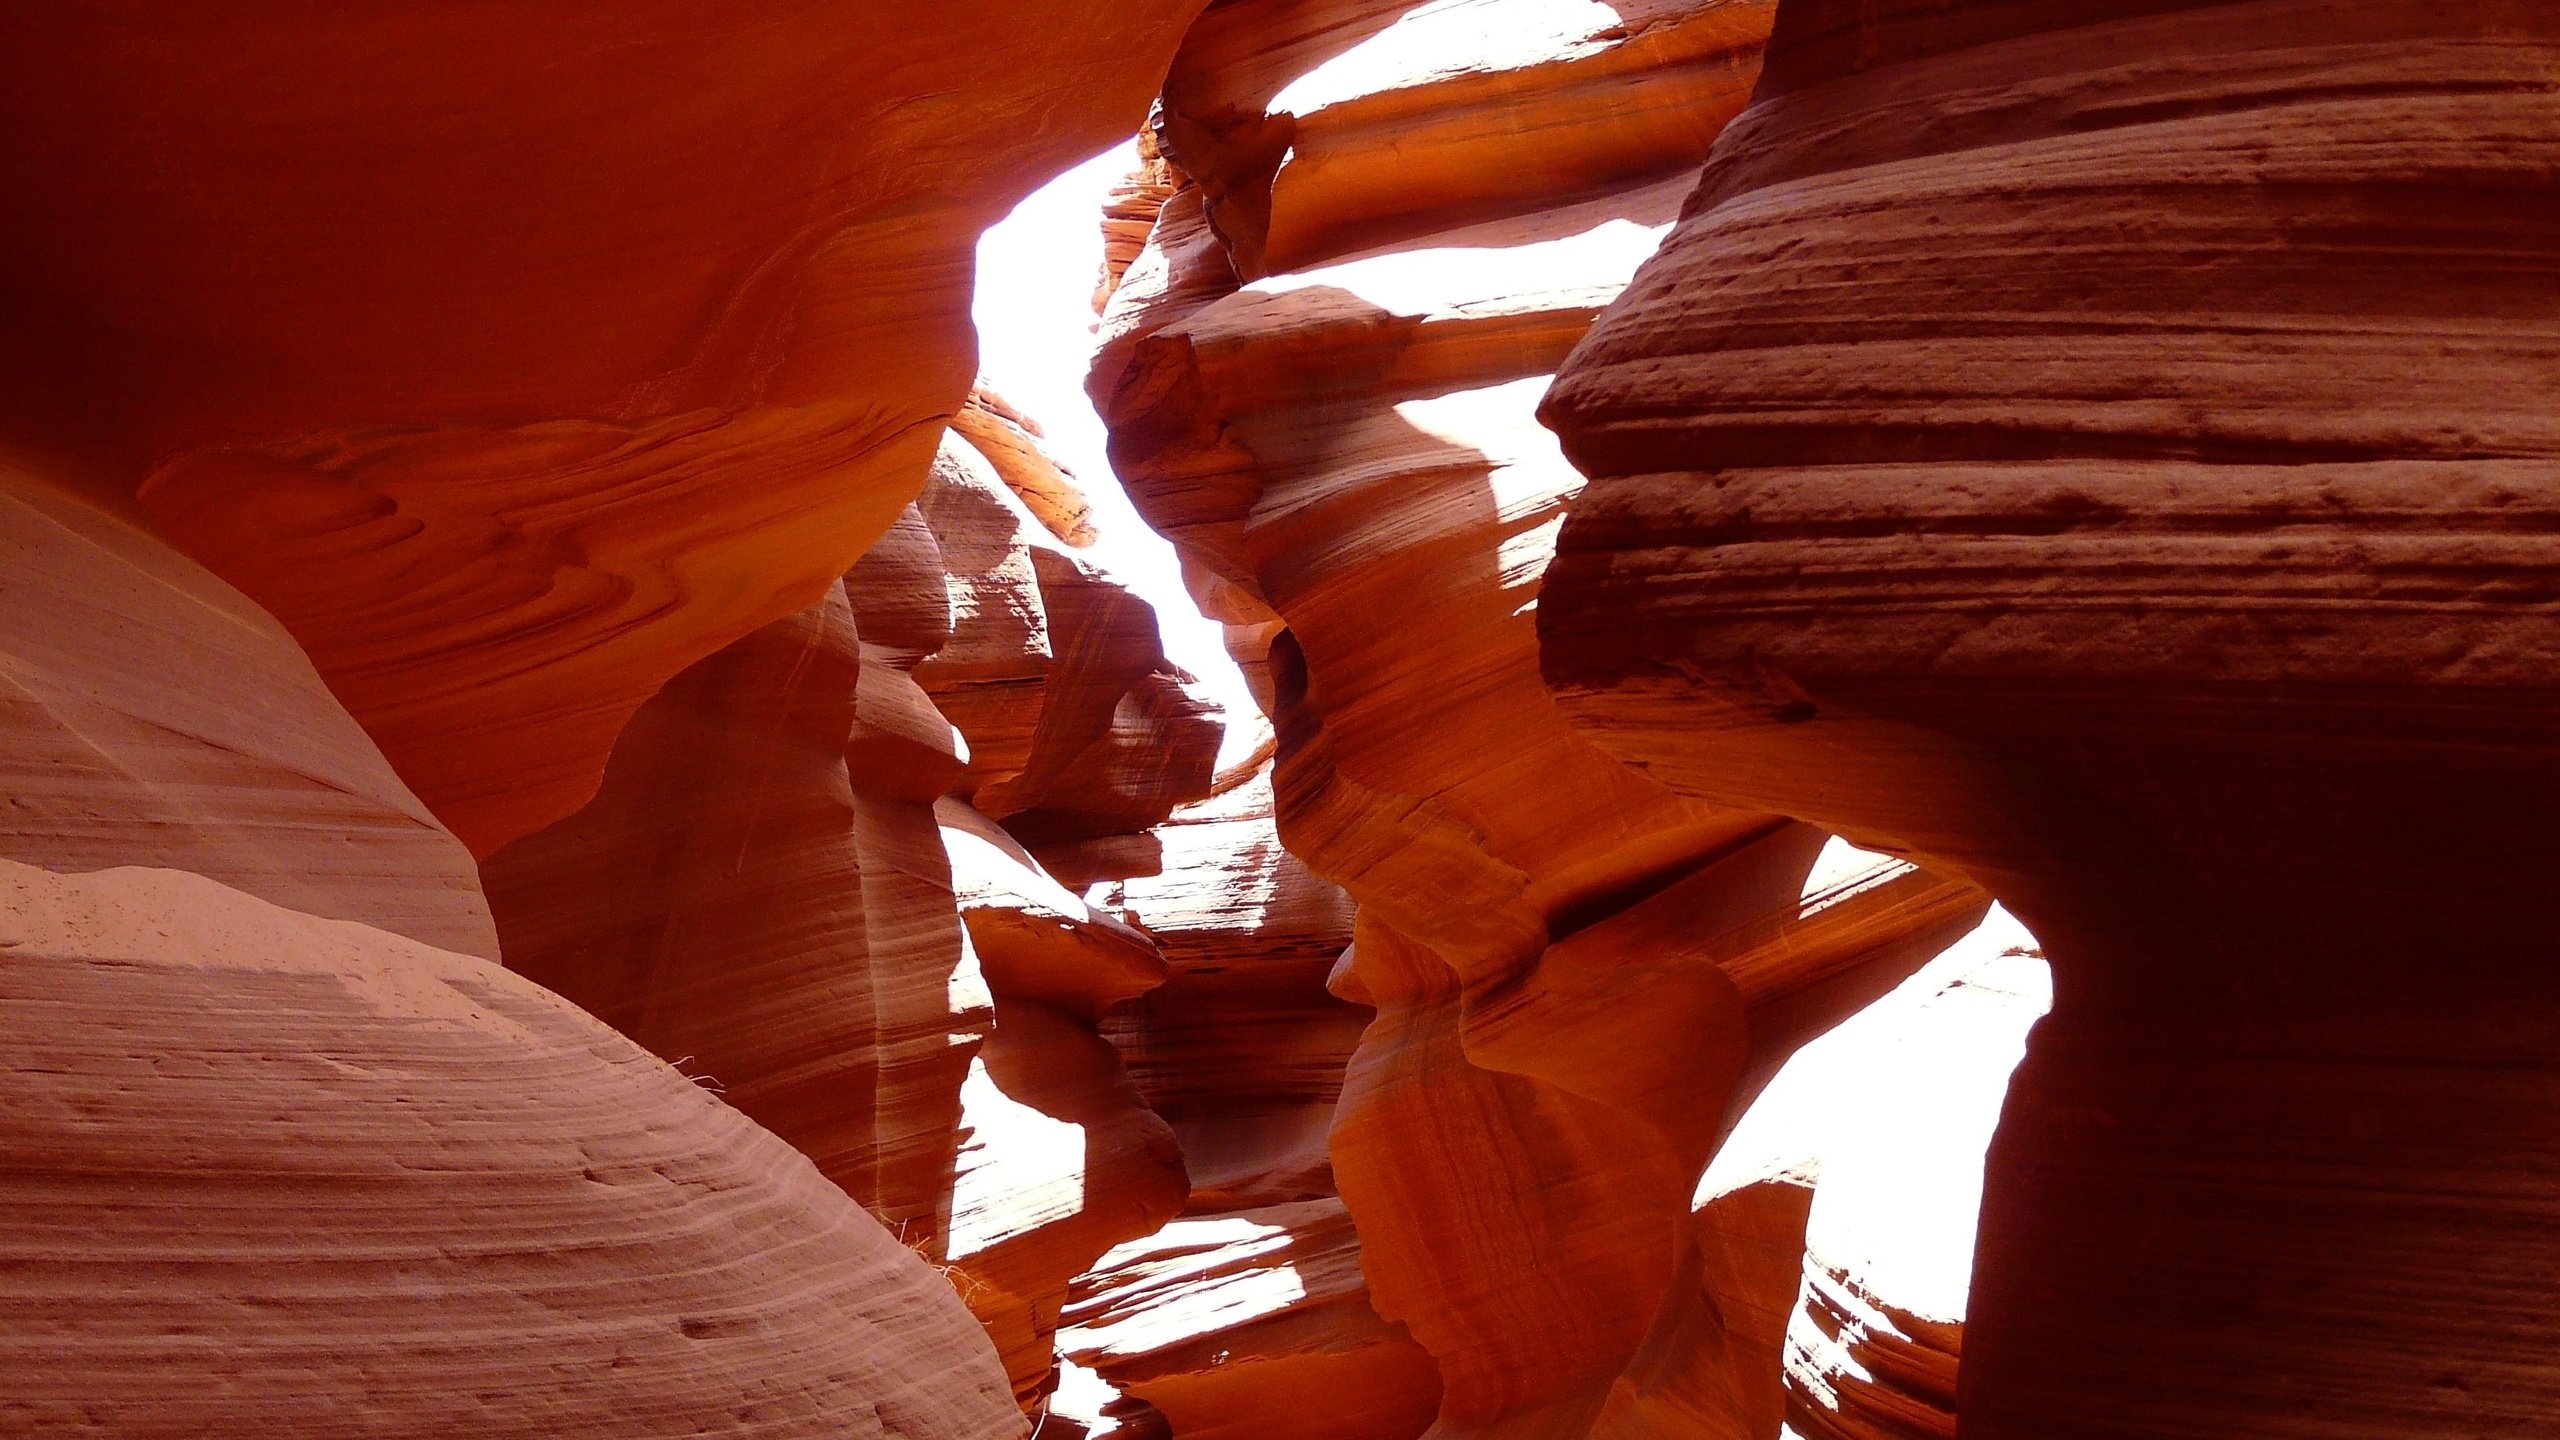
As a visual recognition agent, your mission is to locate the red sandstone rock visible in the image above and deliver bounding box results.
[0,471,494,959]
[1060,1199,1442,1440]
[481,562,980,1215]
[1701,910,2049,1440]
[485,422,1214,1416]
[0,1,1207,855]
[1088,4,2011,1433]
[0,858,1021,1440]
[1030,764,1437,1439]
[953,387,1102,549]
[1539,4,2560,1432]
[917,436,1067,801]
[916,432,1223,843]
[1058,767,1368,1210]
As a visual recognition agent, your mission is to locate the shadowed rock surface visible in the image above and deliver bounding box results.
[1542,2,2560,1433]
[0,1,1207,855]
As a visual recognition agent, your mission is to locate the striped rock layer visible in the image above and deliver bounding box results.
[1088,3,2009,1435]
[484,421,1218,1415]
[1541,2,2560,1434]
[0,1,1205,855]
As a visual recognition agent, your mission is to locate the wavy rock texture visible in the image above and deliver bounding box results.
[1703,911,2049,1440]
[0,2,1206,855]
[941,801,1192,1407]
[1090,4,2004,1434]
[1057,767,1365,1210]
[0,858,1019,1440]
[0,471,494,958]
[1062,1198,1442,1440]
[1038,767,1440,1440]
[920,432,1223,841]
[484,421,1213,1415]
[1540,3,2560,1433]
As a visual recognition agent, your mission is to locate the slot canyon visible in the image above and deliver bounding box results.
[1,3,2552,1439]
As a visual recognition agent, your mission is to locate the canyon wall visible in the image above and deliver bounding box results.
[0,9,1214,1435]
[1540,2,2560,1434]
[1086,3,2032,1435]
[14,2,2541,1436]
[484,420,1220,1414]
[0,484,1023,1440]
[0,1,1206,856]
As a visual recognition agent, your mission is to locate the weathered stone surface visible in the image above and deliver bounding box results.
[1541,4,2560,1432]
[918,433,1222,843]
[0,470,494,959]
[485,418,1214,1417]
[482,556,979,1221]
[1057,767,1367,1210]
[1088,5,2004,1433]
[1042,762,1437,1440]
[0,858,1020,1440]
[1061,1199,1442,1440]
[0,1,1208,855]
[1704,911,2049,1440]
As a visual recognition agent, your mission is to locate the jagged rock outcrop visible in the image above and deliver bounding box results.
[1088,4,2005,1434]
[0,2,1207,856]
[1540,3,2560,1433]
[0,857,1020,1440]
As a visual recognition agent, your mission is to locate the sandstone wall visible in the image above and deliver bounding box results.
[0,2,1208,855]
[0,12,1222,1432]
[1088,4,2008,1434]
[1541,2,2560,1433]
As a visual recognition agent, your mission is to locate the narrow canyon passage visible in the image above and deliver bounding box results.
[3,3,2554,1440]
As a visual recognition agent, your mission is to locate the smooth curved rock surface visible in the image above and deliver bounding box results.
[1090,4,2005,1433]
[918,433,1222,842]
[0,471,494,958]
[1704,910,2049,1440]
[1055,766,1367,1210]
[0,858,1020,1440]
[0,2,1207,855]
[487,416,1213,1418]
[1541,3,2560,1433]
[1061,1199,1443,1440]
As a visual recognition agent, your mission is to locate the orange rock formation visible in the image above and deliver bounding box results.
[0,856,1020,1440]
[14,2,2542,1436]
[0,2,1207,855]
[485,418,1217,1416]
[1086,3,2017,1435]
[0,476,494,958]
[1049,767,1443,1440]
[0,10,1220,1433]
[1541,2,2560,1433]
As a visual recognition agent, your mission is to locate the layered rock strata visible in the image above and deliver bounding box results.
[1540,3,2560,1433]
[1090,4,2006,1433]
[0,859,1019,1440]
[0,474,493,958]
[0,2,1206,855]
[0,467,1030,1434]
[1705,911,2050,1440]
[1045,768,1441,1440]
[484,421,1215,1414]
